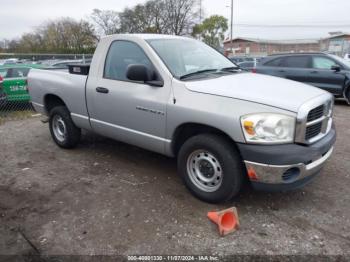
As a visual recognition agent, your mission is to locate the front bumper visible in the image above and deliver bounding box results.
[237,128,336,191]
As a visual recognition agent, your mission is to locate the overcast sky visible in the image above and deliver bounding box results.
[1,0,350,40]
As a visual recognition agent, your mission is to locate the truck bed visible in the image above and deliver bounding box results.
[28,68,89,123]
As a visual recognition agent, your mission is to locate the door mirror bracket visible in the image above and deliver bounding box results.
[331,65,341,72]
[145,80,164,87]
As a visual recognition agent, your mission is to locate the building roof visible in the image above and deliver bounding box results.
[322,33,350,40]
[224,37,320,45]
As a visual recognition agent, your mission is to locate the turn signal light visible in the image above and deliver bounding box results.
[247,167,258,181]
[243,120,255,135]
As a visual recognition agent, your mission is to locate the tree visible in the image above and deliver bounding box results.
[91,9,120,36]
[2,0,201,54]
[119,0,199,35]
[119,4,154,33]
[145,0,169,34]
[5,40,20,52]
[18,33,44,53]
[6,18,97,53]
[38,18,97,53]
[165,0,199,35]
[192,15,228,49]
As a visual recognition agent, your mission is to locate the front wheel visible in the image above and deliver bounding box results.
[177,134,245,203]
[346,88,350,105]
[49,106,81,149]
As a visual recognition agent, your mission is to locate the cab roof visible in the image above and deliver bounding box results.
[102,33,193,41]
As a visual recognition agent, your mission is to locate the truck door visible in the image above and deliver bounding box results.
[86,40,171,154]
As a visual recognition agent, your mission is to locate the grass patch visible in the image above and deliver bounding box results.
[0,110,35,125]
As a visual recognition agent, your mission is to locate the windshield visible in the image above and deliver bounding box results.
[330,54,350,68]
[147,38,237,79]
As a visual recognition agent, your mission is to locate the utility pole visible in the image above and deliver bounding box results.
[199,0,202,23]
[230,0,234,55]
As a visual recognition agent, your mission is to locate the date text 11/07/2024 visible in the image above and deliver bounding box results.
[127,255,219,261]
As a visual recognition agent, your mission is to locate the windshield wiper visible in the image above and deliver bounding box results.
[219,66,241,72]
[179,69,218,80]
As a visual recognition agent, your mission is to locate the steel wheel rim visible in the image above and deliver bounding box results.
[187,150,223,192]
[52,115,66,142]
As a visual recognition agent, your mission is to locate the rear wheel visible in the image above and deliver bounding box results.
[49,106,81,148]
[178,134,245,203]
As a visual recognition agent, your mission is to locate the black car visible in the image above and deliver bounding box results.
[229,56,254,64]
[237,61,256,71]
[256,53,350,103]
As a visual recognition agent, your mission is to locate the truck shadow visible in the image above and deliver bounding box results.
[334,98,349,107]
[77,130,323,211]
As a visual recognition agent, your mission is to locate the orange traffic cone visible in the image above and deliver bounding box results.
[207,207,239,236]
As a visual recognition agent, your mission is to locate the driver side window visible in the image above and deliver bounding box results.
[104,41,153,81]
[313,57,339,70]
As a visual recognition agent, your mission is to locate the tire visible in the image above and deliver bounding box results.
[177,134,245,203]
[49,106,81,149]
[346,88,350,105]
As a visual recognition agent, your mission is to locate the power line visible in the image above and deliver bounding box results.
[233,24,350,28]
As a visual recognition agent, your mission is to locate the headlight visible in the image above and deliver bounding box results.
[241,113,295,144]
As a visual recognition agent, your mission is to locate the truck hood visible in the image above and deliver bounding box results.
[184,72,326,112]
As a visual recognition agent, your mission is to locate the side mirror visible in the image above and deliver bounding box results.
[331,65,341,72]
[126,64,163,87]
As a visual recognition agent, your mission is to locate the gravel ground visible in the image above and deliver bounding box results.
[0,101,349,260]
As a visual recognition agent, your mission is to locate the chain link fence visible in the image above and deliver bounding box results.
[0,53,92,125]
[0,73,36,125]
[0,101,36,125]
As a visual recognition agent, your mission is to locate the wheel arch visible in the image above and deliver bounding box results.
[44,94,67,114]
[171,122,240,157]
[344,81,350,100]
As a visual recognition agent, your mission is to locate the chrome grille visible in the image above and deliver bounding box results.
[295,93,333,145]
[305,122,322,140]
[307,105,324,122]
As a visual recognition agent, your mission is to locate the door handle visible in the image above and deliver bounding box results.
[310,71,318,74]
[278,70,285,73]
[96,87,109,94]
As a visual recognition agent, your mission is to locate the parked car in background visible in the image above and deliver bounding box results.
[0,64,42,103]
[344,53,350,61]
[238,61,256,71]
[28,34,335,203]
[0,58,20,66]
[229,56,254,64]
[42,59,91,69]
[256,53,350,104]
[0,74,5,106]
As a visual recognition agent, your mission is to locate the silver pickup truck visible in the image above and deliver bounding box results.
[28,34,336,203]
